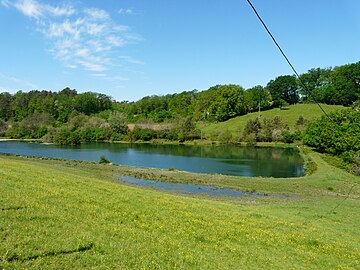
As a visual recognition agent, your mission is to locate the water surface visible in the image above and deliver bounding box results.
[120,175,288,198]
[0,141,304,177]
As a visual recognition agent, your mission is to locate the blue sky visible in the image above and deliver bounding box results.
[0,0,359,101]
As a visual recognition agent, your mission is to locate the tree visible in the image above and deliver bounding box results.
[299,67,332,102]
[196,84,246,122]
[12,91,29,121]
[303,107,360,155]
[266,75,299,106]
[74,92,112,115]
[330,62,360,106]
[0,119,7,136]
[243,117,262,141]
[245,85,272,112]
[0,92,13,120]
[108,111,129,134]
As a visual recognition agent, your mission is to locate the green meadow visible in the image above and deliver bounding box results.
[0,150,359,269]
[200,103,345,138]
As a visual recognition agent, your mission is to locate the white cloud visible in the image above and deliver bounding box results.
[75,48,90,57]
[120,56,145,65]
[107,36,125,47]
[48,20,80,39]
[84,8,109,20]
[45,5,75,17]
[86,22,106,35]
[5,0,143,80]
[77,60,107,72]
[118,8,141,16]
[10,0,75,18]
[14,0,43,19]
[113,25,129,32]
[92,73,107,77]
[0,72,38,90]
[65,64,77,69]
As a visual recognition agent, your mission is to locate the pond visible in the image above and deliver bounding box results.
[0,141,305,178]
[119,176,291,198]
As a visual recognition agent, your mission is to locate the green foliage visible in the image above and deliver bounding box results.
[130,127,156,141]
[303,107,360,172]
[99,155,111,164]
[0,92,13,120]
[330,61,360,106]
[245,85,272,112]
[243,117,262,141]
[0,119,8,136]
[54,128,81,145]
[74,92,112,115]
[266,75,299,106]
[0,61,358,143]
[299,67,332,102]
[243,116,293,143]
[303,107,360,155]
[218,130,235,144]
[194,85,247,121]
[108,111,129,134]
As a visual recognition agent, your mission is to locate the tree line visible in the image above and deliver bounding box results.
[1,61,359,124]
[0,61,359,145]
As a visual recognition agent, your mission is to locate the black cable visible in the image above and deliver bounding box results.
[246,0,359,216]
[246,0,333,121]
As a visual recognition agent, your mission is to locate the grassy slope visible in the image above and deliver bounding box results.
[0,153,359,269]
[200,104,345,138]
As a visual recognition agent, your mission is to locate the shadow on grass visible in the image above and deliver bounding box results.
[4,242,95,263]
[1,206,25,211]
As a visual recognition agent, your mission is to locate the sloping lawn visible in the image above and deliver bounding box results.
[0,153,359,269]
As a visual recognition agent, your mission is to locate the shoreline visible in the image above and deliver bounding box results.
[0,137,298,149]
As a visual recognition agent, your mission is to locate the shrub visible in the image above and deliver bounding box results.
[99,155,111,164]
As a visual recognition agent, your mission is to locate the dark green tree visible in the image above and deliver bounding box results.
[330,62,360,106]
[299,67,332,102]
[0,92,13,120]
[266,75,299,106]
[12,91,29,121]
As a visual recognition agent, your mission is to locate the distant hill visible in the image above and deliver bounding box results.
[200,103,345,139]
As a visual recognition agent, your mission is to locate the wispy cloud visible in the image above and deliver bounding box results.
[119,55,145,65]
[14,0,43,18]
[11,0,75,18]
[1,0,11,8]
[4,0,143,79]
[0,72,38,91]
[118,8,141,16]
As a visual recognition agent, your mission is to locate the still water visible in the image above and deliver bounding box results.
[0,141,304,178]
[120,176,291,197]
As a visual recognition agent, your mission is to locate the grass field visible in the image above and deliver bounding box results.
[0,150,359,269]
[200,103,345,139]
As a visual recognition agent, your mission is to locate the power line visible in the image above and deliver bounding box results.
[245,0,332,121]
[246,0,358,216]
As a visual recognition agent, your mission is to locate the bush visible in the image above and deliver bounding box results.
[282,132,296,143]
[303,107,360,174]
[303,108,360,155]
[99,155,111,164]
[130,127,156,141]
[54,128,81,145]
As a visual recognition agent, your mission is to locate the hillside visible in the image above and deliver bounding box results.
[200,103,345,139]
[1,153,359,269]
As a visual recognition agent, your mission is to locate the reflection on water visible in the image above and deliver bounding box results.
[0,141,305,178]
[120,176,290,198]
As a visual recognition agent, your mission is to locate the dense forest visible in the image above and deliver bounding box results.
[0,61,359,166]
